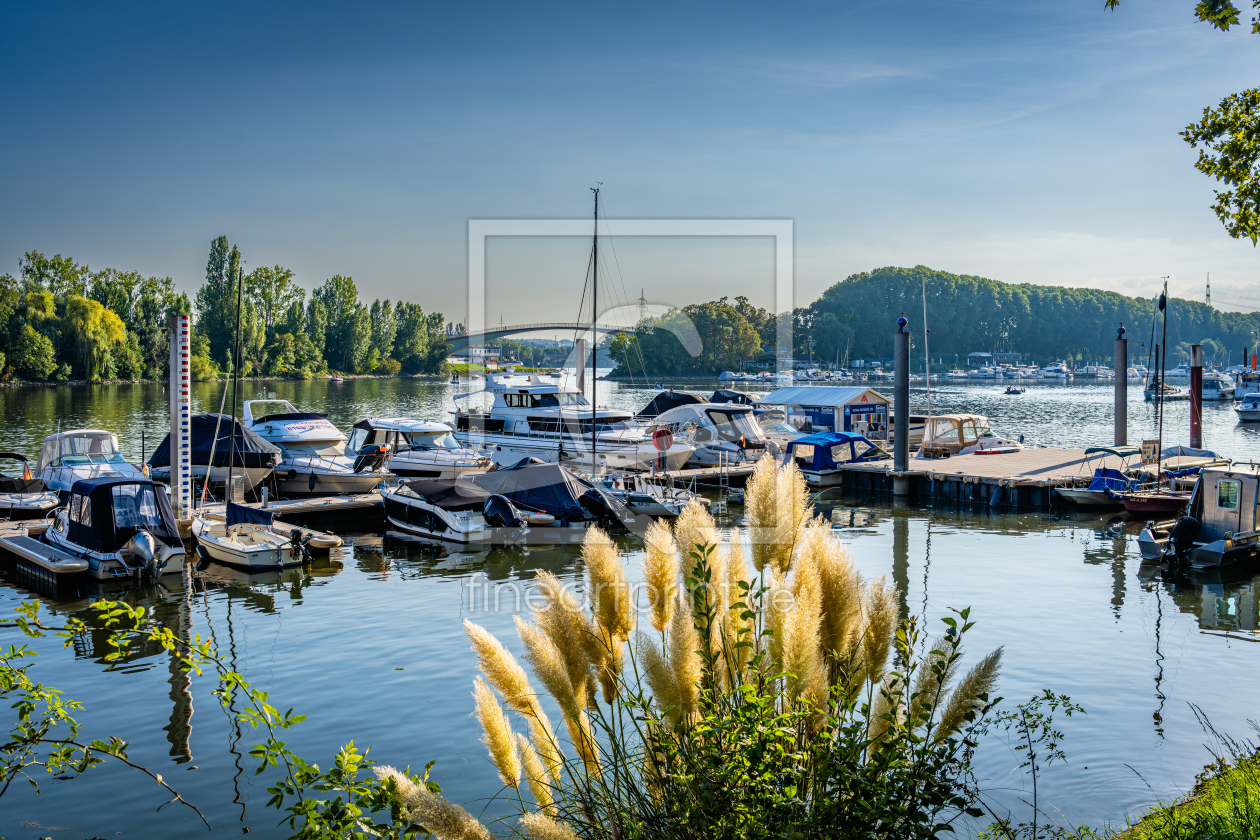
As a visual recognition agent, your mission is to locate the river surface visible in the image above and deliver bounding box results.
[1,377,1258,837]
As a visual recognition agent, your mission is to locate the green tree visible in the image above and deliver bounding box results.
[348,305,373,373]
[10,324,56,380]
[246,265,303,333]
[313,275,359,370]
[370,298,396,360]
[20,252,89,296]
[306,298,328,359]
[63,295,127,381]
[195,236,239,368]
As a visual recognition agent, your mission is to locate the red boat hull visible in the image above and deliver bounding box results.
[1122,494,1190,516]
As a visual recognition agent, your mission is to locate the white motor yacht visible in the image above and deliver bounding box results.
[1163,363,1192,384]
[1236,393,1260,422]
[37,430,148,495]
[1202,371,1237,400]
[347,417,491,479]
[452,373,694,472]
[243,399,388,495]
[1037,362,1073,380]
[1235,369,1260,399]
[944,369,969,380]
[44,477,186,579]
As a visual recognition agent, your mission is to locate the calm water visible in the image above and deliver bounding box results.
[2,377,1258,837]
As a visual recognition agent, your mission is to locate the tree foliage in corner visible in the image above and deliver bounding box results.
[1108,0,1260,242]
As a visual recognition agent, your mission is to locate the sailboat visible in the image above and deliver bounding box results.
[191,267,308,569]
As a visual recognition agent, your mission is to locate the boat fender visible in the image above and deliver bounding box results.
[1169,516,1201,552]
[308,471,317,492]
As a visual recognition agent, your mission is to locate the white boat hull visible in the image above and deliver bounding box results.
[386,455,488,480]
[192,519,303,569]
[274,468,384,496]
[1236,408,1260,422]
[467,434,693,472]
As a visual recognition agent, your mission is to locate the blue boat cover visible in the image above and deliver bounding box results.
[1087,468,1134,494]
[66,477,181,552]
[782,431,890,471]
[149,413,280,469]
[226,502,275,528]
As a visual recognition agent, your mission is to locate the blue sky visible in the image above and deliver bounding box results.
[2,0,1258,330]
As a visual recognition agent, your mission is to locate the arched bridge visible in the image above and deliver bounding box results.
[445,322,627,353]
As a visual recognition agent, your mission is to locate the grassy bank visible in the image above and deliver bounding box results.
[1081,751,1260,839]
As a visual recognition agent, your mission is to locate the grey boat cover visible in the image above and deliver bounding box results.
[471,458,597,522]
[710,389,757,405]
[403,479,493,511]
[149,413,281,470]
[638,390,704,418]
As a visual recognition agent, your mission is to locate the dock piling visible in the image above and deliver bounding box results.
[1114,326,1128,446]
[893,315,909,497]
[1191,343,1203,449]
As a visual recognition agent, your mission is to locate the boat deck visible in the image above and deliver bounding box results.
[0,522,90,581]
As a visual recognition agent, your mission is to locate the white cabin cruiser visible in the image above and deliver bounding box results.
[1138,466,1260,568]
[1037,362,1073,380]
[244,399,388,496]
[44,477,186,579]
[452,373,694,472]
[1236,392,1260,422]
[1202,371,1237,400]
[37,430,148,495]
[0,453,59,519]
[347,417,490,479]
[647,399,769,466]
[917,414,1023,458]
[381,478,533,544]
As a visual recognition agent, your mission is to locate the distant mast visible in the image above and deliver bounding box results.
[590,186,599,468]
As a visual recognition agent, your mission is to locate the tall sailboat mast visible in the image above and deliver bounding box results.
[590,186,599,467]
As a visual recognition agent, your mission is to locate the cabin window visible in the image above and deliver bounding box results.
[1218,480,1241,511]
[347,427,368,453]
[830,444,852,464]
[961,422,980,445]
[112,485,163,531]
[69,495,90,525]
[792,444,815,468]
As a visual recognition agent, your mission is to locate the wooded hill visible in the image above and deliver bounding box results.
[803,266,1260,366]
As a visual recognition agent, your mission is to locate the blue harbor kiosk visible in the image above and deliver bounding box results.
[757,386,892,442]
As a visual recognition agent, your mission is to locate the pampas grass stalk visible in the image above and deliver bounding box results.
[465,619,538,717]
[375,766,492,840]
[667,589,702,724]
[518,812,580,840]
[909,635,960,724]
[673,498,717,561]
[534,572,595,703]
[783,576,822,700]
[764,571,789,673]
[745,455,779,573]
[638,631,681,721]
[724,537,755,676]
[473,677,521,789]
[517,733,555,816]
[515,615,585,724]
[935,647,1003,742]
[817,537,863,661]
[772,460,812,576]
[861,576,899,684]
[642,519,678,634]
[582,527,634,700]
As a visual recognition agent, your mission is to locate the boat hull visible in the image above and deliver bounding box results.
[273,469,384,496]
[468,434,693,472]
[192,520,303,569]
[1236,409,1260,422]
[1121,493,1190,516]
[1053,488,1123,510]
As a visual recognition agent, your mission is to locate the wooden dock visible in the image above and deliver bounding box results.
[196,493,384,533]
[831,448,1227,510]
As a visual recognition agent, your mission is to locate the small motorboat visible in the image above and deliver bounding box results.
[36,429,148,495]
[470,458,634,533]
[1118,487,1192,517]
[1003,387,1023,395]
[1138,465,1260,568]
[347,417,490,479]
[381,478,533,544]
[598,472,708,517]
[1144,382,1188,401]
[329,376,346,383]
[916,414,1023,459]
[1236,392,1260,422]
[1052,446,1140,510]
[0,453,60,519]
[191,503,307,569]
[43,477,186,580]
[781,431,890,487]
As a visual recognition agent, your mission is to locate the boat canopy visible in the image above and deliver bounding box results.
[710,389,757,405]
[66,477,181,552]
[226,501,275,528]
[36,430,127,473]
[1084,445,1141,459]
[148,413,281,469]
[403,478,493,511]
[639,391,705,418]
[1086,468,1136,495]
[922,414,993,447]
[782,431,890,471]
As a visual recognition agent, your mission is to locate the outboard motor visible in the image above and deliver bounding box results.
[483,494,524,529]
[352,443,390,473]
[121,530,159,577]
[289,528,311,561]
[1169,515,1201,553]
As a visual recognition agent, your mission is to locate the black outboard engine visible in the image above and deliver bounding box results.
[483,494,524,529]
[1169,516,1201,553]
[290,528,311,561]
[352,443,390,473]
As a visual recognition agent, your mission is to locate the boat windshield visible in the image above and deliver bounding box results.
[502,392,587,408]
[47,433,128,467]
[924,419,961,446]
[705,409,765,443]
[111,483,165,532]
[282,442,346,459]
[409,431,464,450]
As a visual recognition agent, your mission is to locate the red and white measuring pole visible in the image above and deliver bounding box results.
[168,314,192,519]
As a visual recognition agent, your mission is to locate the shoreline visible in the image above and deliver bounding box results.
[0,372,451,388]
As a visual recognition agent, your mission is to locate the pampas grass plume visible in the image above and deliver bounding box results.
[745,455,779,573]
[667,589,701,723]
[533,572,595,701]
[673,498,717,561]
[583,526,635,646]
[515,615,584,724]
[936,647,1003,741]
[909,635,959,724]
[473,677,521,789]
[643,519,678,635]
[783,576,822,700]
[375,765,492,840]
[465,619,537,717]
[817,538,862,659]
[773,460,812,575]
[518,812,580,840]
[638,631,681,722]
[861,576,899,684]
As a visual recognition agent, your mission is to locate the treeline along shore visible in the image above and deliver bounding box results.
[609,265,1260,376]
[0,236,453,384]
